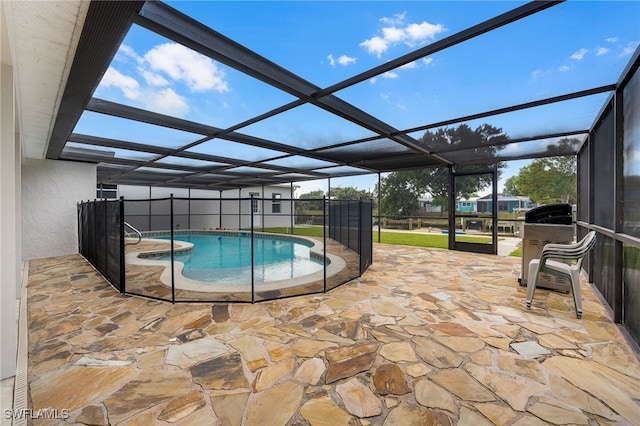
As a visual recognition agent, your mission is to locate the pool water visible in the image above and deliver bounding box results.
[152,233,324,284]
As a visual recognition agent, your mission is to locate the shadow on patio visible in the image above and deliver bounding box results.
[26,244,640,425]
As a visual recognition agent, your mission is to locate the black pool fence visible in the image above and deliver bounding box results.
[77,195,372,303]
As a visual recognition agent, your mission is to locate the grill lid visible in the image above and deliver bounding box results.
[524,203,573,224]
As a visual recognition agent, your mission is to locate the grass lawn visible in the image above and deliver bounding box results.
[257,226,325,237]
[259,226,492,250]
[373,231,492,249]
[509,247,523,257]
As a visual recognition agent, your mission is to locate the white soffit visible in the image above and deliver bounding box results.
[3,1,89,159]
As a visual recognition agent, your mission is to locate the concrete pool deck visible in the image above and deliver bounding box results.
[21,244,640,425]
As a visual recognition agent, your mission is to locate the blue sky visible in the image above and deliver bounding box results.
[77,0,640,196]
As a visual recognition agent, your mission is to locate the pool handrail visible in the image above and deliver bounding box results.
[124,222,142,245]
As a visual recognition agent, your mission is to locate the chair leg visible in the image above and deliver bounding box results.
[570,269,583,319]
[526,260,540,309]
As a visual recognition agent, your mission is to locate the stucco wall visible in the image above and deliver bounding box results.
[22,158,96,259]
[118,185,294,230]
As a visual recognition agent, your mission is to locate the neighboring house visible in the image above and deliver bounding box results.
[476,194,536,214]
[418,197,443,213]
[115,184,295,230]
[457,197,479,213]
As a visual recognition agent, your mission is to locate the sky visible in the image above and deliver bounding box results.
[76,0,640,197]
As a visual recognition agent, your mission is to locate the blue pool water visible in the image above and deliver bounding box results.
[152,233,324,283]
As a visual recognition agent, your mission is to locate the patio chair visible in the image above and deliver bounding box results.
[526,231,597,318]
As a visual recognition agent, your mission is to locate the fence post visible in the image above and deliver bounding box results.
[119,196,126,293]
[261,185,265,232]
[358,199,362,276]
[77,202,81,256]
[290,182,294,235]
[93,199,98,268]
[378,173,381,243]
[170,194,175,303]
[103,198,108,282]
[250,193,255,303]
[324,196,328,292]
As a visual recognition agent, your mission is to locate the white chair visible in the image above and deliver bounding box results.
[526,231,597,318]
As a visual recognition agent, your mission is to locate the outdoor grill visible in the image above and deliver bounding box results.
[519,204,575,291]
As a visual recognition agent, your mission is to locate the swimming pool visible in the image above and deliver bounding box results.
[150,232,325,284]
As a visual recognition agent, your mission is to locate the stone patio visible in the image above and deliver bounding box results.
[25,244,640,425]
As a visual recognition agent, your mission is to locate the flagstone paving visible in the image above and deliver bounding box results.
[25,244,640,425]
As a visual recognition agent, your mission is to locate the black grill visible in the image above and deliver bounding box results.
[524,203,573,225]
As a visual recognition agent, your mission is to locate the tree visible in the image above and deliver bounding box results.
[378,171,422,216]
[329,186,372,200]
[503,176,520,196]
[298,190,325,200]
[379,123,507,215]
[296,190,325,214]
[511,155,576,204]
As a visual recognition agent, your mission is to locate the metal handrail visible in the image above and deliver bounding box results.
[124,221,142,245]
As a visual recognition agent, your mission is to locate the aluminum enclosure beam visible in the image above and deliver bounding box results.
[135,1,448,164]
[47,1,145,159]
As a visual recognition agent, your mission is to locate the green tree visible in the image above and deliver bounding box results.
[299,190,325,199]
[330,186,372,200]
[296,190,325,215]
[503,176,520,196]
[511,155,576,204]
[378,172,422,216]
[380,123,507,215]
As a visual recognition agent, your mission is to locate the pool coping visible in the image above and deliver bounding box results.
[125,230,347,293]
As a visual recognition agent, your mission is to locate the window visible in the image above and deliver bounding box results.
[272,193,282,213]
[96,184,118,199]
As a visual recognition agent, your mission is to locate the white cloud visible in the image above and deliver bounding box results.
[530,69,545,79]
[559,65,572,72]
[382,71,399,79]
[382,27,405,43]
[422,57,434,65]
[380,12,406,26]
[369,77,378,84]
[140,69,169,86]
[116,44,142,62]
[621,41,639,56]
[605,37,618,43]
[327,54,357,67]
[338,55,357,66]
[99,67,140,100]
[360,36,389,58]
[502,143,522,154]
[144,43,229,93]
[144,88,189,116]
[405,22,445,44]
[361,14,446,58]
[570,48,588,60]
[596,47,609,56]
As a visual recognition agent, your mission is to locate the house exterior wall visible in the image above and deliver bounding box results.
[22,159,96,260]
[117,185,294,230]
[457,201,477,212]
